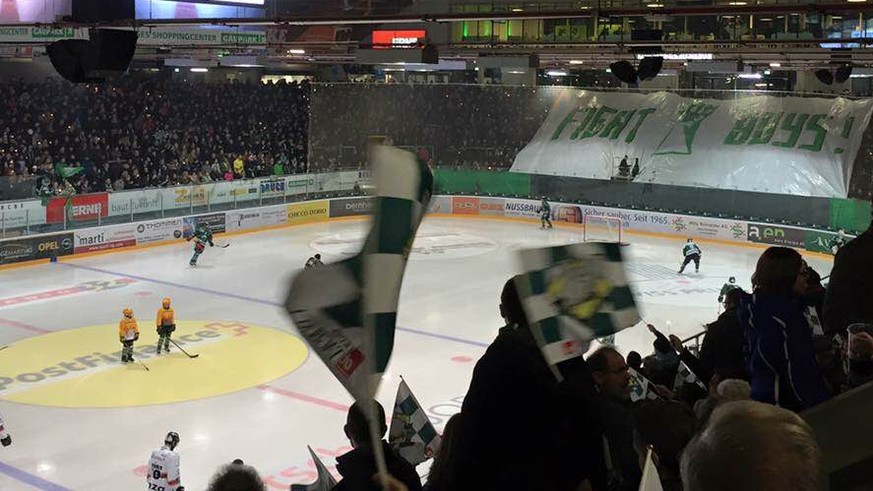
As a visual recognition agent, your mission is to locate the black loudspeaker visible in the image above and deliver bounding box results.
[48,29,137,83]
[814,69,834,85]
[610,60,638,85]
[422,44,439,64]
[637,56,663,81]
[72,0,134,22]
[835,65,853,83]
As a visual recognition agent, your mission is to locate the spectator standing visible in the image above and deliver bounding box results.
[589,346,641,491]
[632,400,697,491]
[699,288,747,381]
[233,154,245,179]
[333,401,422,491]
[738,247,831,412]
[823,212,873,337]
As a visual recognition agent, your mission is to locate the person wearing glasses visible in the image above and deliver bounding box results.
[737,247,831,412]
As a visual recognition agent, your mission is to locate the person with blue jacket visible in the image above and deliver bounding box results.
[737,246,831,412]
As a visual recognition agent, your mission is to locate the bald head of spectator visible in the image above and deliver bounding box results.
[681,400,825,491]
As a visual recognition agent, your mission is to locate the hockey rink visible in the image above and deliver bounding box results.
[0,216,834,490]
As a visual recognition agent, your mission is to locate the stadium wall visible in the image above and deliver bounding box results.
[0,193,845,268]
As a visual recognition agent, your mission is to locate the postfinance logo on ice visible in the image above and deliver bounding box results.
[0,321,308,408]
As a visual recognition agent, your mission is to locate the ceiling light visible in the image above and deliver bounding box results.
[546,70,568,76]
[738,73,762,79]
[832,15,843,19]
[287,49,305,54]
[647,3,664,7]
[847,0,867,3]
[764,69,771,75]
[728,1,747,5]
[754,83,769,87]
[190,68,208,73]
[769,62,781,67]
[569,60,584,65]
[511,7,523,11]
[760,18,773,21]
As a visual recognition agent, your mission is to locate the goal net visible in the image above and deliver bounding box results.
[584,214,623,243]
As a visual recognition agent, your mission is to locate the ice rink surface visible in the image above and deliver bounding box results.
[0,216,833,490]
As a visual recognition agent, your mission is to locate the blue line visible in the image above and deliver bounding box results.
[0,461,72,491]
[58,262,490,349]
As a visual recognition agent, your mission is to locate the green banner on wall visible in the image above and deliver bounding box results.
[434,169,531,196]
[830,198,872,233]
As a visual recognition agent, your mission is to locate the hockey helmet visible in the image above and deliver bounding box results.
[123,308,133,317]
[162,297,171,308]
[164,431,180,450]
[729,276,736,283]
[315,254,321,259]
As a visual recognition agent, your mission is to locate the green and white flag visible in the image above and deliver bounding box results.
[389,378,442,466]
[290,446,337,491]
[629,368,661,403]
[285,145,433,402]
[673,360,707,392]
[514,242,640,381]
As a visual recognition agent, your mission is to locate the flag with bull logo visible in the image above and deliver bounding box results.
[284,144,433,403]
[289,446,338,491]
[513,242,640,381]
[388,378,442,466]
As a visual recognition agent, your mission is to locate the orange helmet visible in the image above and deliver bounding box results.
[162,297,171,308]
[123,308,133,317]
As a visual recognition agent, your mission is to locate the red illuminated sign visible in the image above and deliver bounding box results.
[372,30,427,48]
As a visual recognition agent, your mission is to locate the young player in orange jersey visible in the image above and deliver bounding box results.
[119,308,140,363]
[156,297,176,355]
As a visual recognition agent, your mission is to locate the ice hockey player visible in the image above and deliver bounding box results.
[678,238,702,274]
[830,229,848,255]
[540,198,553,229]
[718,277,740,304]
[156,297,176,355]
[305,253,324,269]
[0,412,11,447]
[187,223,214,267]
[147,432,184,491]
[119,308,139,364]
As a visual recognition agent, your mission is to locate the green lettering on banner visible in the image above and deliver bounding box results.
[770,113,809,148]
[31,27,76,39]
[0,27,29,37]
[551,108,580,140]
[570,107,598,140]
[841,116,855,138]
[598,109,636,140]
[799,114,827,152]
[580,106,617,139]
[652,102,717,155]
[724,115,757,145]
[624,108,656,144]
[748,112,781,145]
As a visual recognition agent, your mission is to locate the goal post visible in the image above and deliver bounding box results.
[583,214,623,243]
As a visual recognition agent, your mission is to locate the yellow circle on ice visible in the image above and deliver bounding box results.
[0,320,308,408]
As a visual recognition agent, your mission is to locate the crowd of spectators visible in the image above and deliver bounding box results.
[196,215,873,490]
[0,75,309,199]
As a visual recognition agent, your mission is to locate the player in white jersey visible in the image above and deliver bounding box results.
[0,412,11,447]
[147,432,184,491]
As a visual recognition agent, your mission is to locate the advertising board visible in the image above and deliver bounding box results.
[135,219,184,245]
[74,225,136,253]
[287,200,329,225]
[46,194,109,223]
[329,197,374,218]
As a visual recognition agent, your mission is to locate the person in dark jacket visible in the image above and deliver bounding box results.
[642,324,680,388]
[737,247,831,412]
[589,346,641,491]
[332,401,422,491]
[699,288,747,381]
[632,400,697,491]
[423,413,462,491]
[823,216,873,338]
[455,277,606,491]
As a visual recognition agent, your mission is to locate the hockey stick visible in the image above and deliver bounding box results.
[214,242,231,248]
[137,359,150,371]
[0,345,7,351]
[169,338,200,358]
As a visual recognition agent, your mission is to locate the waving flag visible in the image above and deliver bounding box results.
[388,378,441,465]
[629,368,661,403]
[285,145,433,402]
[290,446,337,491]
[674,360,707,392]
[514,242,640,380]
